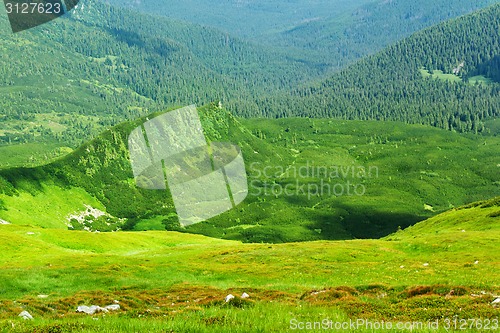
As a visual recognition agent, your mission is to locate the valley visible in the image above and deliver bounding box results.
[107,0,500,72]
[0,0,499,331]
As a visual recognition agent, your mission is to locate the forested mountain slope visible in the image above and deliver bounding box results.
[2,0,499,150]
[0,0,317,147]
[107,0,500,71]
[256,4,500,133]
[267,0,500,68]
[105,0,371,39]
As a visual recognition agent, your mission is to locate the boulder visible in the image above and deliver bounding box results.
[76,305,108,315]
[77,304,120,314]
[224,294,235,303]
[241,292,250,299]
[18,311,33,320]
[104,304,120,311]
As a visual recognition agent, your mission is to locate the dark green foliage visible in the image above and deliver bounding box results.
[0,0,319,147]
[161,215,182,231]
[1,0,499,154]
[469,56,500,83]
[256,4,500,133]
[1,103,498,241]
[108,0,499,74]
[2,101,500,241]
[488,211,500,218]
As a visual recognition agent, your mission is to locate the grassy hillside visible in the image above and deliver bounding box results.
[0,144,72,169]
[0,197,498,332]
[0,104,498,243]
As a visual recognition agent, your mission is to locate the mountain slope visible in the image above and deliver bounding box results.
[0,0,317,148]
[266,0,500,68]
[1,104,498,242]
[257,3,500,133]
[2,0,498,154]
[107,0,500,72]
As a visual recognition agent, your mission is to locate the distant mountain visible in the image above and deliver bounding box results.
[0,0,317,146]
[257,3,500,134]
[103,0,372,40]
[105,0,500,71]
[2,0,499,150]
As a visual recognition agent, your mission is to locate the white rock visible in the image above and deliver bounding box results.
[400,265,405,269]
[423,263,429,267]
[492,298,500,305]
[474,260,479,265]
[104,304,120,311]
[18,311,33,320]
[0,219,10,225]
[241,292,250,299]
[27,232,35,235]
[37,295,49,299]
[76,305,108,315]
[224,294,235,303]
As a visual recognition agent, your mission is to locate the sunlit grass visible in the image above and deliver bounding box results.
[0,199,498,331]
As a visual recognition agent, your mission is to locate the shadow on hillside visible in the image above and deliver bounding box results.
[280,195,430,240]
[468,55,500,83]
[323,203,428,240]
[0,166,52,196]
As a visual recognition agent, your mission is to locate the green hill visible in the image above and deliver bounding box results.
[257,3,500,133]
[1,104,498,243]
[0,197,497,332]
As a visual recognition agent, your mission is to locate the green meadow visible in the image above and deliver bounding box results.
[0,109,499,331]
[420,68,495,87]
[0,197,498,332]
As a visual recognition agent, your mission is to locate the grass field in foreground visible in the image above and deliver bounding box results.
[0,198,498,332]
